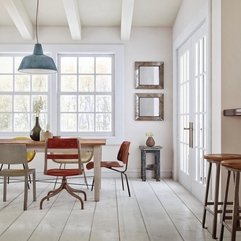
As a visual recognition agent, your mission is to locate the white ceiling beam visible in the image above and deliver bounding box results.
[62,0,81,40]
[121,0,134,41]
[0,0,33,40]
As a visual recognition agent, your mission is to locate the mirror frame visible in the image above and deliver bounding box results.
[135,93,164,121]
[135,61,164,89]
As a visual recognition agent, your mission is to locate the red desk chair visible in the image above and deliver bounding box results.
[86,141,131,197]
[40,138,87,209]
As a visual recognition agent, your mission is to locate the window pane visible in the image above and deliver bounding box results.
[14,95,30,112]
[61,57,77,74]
[79,75,94,92]
[96,113,111,131]
[78,57,94,73]
[0,54,50,134]
[60,95,77,112]
[78,114,94,131]
[96,57,112,74]
[0,95,12,112]
[60,113,77,131]
[96,95,111,112]
[0,57,13,73]
[79,95,94,112]
[0,113,12,131]
[61,75,77,92]
[14,113,29,131]
[32,95,48,113]
[32,75,48,91]
[96,75,112,92]
[0,75,13,91]
[15,75,30,91]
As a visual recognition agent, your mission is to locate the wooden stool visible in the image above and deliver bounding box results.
[219,160,241,241]
[202,154,241,239]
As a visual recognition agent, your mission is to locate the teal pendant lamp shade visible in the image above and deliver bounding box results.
[18,0,57,74]
[18,43,57,74]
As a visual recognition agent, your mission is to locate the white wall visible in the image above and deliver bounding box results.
[124,27,173,178]
[0,26,173,178]
[221,0,241,153]
[173,0,209,44]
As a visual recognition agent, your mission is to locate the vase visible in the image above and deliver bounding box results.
[40,130,53,141]
[146,136,155,147]
[30,116,41,141]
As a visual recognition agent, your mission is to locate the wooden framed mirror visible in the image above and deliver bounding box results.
[135,61,164,89]
[135,93,164,121]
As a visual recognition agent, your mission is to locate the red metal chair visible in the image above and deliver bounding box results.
[86,141,131,196]
[40,138,87,209]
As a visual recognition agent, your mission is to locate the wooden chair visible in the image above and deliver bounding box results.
[219,159,241,241]
[0,144,36,210]
[14,137,36,163]
[86,141,131,196]
[0,137,36,185]
[40,138,87,209]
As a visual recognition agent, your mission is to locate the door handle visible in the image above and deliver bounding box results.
[184,122,194,148]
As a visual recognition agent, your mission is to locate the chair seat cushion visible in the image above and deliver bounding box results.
[0,168,35,177]
[86,161,123,170]
[46,169,82,176]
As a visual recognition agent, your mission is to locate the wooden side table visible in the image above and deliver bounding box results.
[139,145,162,181]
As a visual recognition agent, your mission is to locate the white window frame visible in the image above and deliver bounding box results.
[0,44,124,144]
[57,53,114,136]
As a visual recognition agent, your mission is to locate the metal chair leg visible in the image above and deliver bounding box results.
[124,172,131,197]
[121,173,124,190]
[231,172,240,241]
[202,162,212,229]
[212,163,221,239]
[219,170,231,241]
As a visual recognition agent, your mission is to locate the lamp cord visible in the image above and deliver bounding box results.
[36,0,39,43]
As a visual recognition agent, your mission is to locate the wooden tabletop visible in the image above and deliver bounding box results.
[0,138,106,149]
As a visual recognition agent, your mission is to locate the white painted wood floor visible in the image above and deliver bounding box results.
[0,177,239,241]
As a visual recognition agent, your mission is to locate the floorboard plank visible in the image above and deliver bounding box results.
[132,179,183,241]
[89,178,119,241]
[117,178,150,241]
[149,180,213,241]
[0,178,238,241]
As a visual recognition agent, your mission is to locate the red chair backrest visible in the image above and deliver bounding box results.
[46,138,80,160]
[47,138,79,149]
[117,141,130,164]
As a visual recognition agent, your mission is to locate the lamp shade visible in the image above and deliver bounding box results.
[18,43,57,74]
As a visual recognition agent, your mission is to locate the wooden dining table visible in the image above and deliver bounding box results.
[0,138,106,202]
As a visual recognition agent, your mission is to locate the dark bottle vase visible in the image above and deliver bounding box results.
[30,116,41,141]
[146,136,155,147]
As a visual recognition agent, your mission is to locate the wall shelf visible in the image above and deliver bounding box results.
[223,108,241,116]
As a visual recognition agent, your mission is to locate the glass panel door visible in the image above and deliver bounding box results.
[177,23,209,201]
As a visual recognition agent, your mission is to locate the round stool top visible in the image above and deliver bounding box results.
[221,159,241,170]
[204,154,241,163]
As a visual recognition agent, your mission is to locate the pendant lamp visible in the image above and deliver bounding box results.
[18,0,57,74]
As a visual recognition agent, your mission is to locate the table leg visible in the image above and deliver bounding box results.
[155,150,160,181]
[141,151,146,181]
[93,145,101,202]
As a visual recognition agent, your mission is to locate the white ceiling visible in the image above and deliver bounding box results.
[0,0,182,40]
